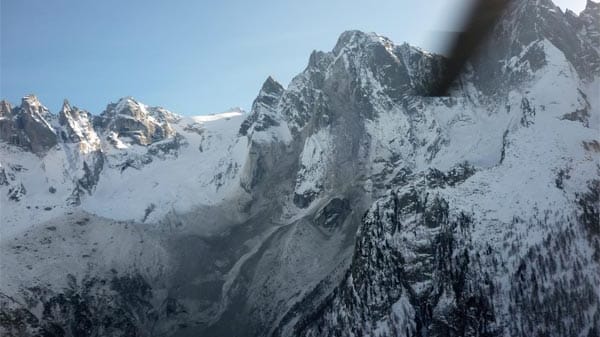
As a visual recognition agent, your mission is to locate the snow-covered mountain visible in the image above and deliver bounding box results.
[1,0,599,336]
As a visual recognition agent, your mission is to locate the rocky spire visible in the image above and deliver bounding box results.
[58,99,73,125]
[255,76,284,108]
[0,100,12,117]
[56,99,101,152]
[0,95,57,154]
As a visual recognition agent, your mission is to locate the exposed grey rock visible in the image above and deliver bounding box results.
[240,76,285,136]
[314,198,351,230]
[0,0,598,336]
[97,97,177,146]
[77,152,105,195]
[562,89,592,127]
[471,0,600,95]
[0,95,57,155]
[58,99,101,150]
[566,1,600,67]
[426,162,476,189]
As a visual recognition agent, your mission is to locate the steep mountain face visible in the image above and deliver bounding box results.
[95,97,178,146]
[0,96,58,154]
[277,1,600,336]
[471,0,600,95]
[58,100,101,153]
[1,0,599,336]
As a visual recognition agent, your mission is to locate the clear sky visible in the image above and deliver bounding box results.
[0,0,588,115]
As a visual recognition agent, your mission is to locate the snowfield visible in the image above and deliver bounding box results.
[1,0,599,336]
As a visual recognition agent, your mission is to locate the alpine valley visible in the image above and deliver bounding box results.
[1,0,599,336]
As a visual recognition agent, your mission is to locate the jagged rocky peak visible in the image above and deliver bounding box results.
[258,76,284,103]
[327,30,444,97]
[58,99,73,121]
[240,30,446,138]
[0,100,12,117]
[239,76,285,136]
[0,95,57,154]
[109,96,178,123]
[583,0,600,17]
[578,0,600,28]
[59,99,84,126]
[0,101,16,147]
[253,76,284,115]
[307,50,331,70]
[332,30,380,55]
[98,96,177,146]
[58,99,101,153]
[567,1,600,53]
[19,95,58,154]
[331,29,411,75]
[20,94,48,115]
[332,30,441,70]
[471,0,600,94]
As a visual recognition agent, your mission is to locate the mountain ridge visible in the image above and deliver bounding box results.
[1,0,599,336]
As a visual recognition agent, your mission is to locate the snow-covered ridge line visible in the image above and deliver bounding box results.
[0,93,250,234]
[1,0,599,335]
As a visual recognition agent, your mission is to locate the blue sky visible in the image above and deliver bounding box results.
[0,0,587,115]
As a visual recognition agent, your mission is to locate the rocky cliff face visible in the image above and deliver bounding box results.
[96,96,178,146]
[58,100,101,153]
[288,174,599,337]
[275,1,600,336]
[1,0,599,336]
[0,96,58,155]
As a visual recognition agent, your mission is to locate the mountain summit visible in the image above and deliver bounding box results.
[0,0,599,336]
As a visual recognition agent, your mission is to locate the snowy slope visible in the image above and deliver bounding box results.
[1,0,599,336]
[281,2,600,336]
[83,109,249,224]
[0,102,249,232]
